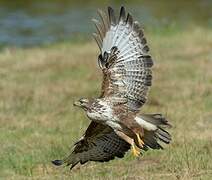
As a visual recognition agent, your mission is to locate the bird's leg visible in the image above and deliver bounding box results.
[114,130,141,157]
[136,133,144,148]
[131,141,140,157]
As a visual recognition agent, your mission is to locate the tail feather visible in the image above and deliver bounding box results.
[142,130,163,150]
[141,114,171,127]
[139,114,171,150]
[156,127,171,144]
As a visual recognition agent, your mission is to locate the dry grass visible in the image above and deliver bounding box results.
[0,27,212,180]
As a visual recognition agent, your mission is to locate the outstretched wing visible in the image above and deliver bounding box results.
[52,122,130,169]
[93,7,153,110]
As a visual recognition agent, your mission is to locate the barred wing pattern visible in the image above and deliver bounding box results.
[93,7,153,110]
[52,122,130,169]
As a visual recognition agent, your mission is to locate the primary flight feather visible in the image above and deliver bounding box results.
[52,6,171,170]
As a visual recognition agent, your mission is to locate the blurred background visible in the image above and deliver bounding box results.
[1,0,212,179]
[0,0,211,47]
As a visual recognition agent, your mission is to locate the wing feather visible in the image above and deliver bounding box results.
[94,7,153,110]
[52,122,130,169]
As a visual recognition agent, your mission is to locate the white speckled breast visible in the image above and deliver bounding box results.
[86,100,114,122]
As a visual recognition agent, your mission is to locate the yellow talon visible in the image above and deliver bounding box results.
[136,133,144,148]
[131,143,140,157]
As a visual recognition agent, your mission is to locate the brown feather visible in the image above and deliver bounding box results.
[97,9,109,35]
[52,122,130,169]
[92,33,102,50]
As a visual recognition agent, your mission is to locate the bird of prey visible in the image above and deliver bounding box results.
[52,6,171,170]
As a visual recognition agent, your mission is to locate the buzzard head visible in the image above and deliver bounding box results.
[73,98,90,110]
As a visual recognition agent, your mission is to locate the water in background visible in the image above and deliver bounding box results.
[0,0,211,47]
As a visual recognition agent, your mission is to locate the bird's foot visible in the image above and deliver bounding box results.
[131,143,140,157]
[136,133,144,148]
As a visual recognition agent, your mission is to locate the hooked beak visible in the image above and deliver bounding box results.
[73,101,81,107]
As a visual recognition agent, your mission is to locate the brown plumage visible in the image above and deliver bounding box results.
[52,6,171,170]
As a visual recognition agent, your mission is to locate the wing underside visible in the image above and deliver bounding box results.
[93,7,154,110]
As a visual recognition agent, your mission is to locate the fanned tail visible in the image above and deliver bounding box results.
[137,114,172,150]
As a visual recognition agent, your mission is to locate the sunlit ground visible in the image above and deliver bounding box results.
[0,27,212,179]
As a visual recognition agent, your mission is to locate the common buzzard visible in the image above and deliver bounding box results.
[52,6,171,170]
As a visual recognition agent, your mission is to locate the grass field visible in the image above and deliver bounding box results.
[0,27,212,180]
